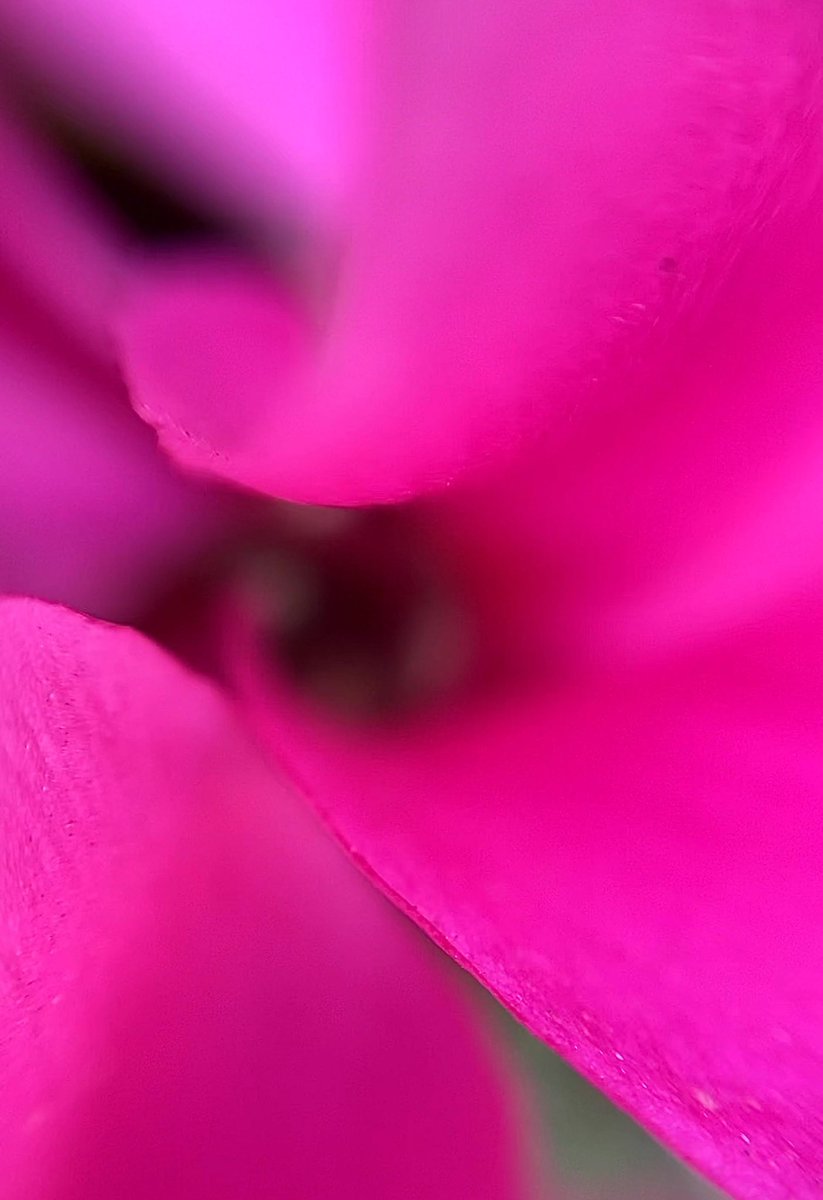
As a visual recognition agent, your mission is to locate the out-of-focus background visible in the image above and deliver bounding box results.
[504,1005,721,1198]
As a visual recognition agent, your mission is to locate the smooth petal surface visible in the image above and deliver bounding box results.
[119,3,823,502]
[424,196,823,679]
[0,100,120,353]
[227,596,823,1200]
[118,253,309,489]
[119,153,823,647]
[0,302,224,620]
[0,598,535,1200]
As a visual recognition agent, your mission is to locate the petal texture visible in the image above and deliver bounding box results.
[0,598,536,1200]
[217,217,823,1187]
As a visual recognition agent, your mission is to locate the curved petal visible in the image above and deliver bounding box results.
[118,185,823,653]
[309,0,823,501]
[118,252,309,490]
[224,584,823,1200]
[120,3,823,502]
[0,598,536,1200]
[0,304,227,621]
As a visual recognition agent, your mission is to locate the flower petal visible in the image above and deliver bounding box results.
[226,593,823,1200]
[0,305,226,620]
[120,4,823,501]
[427,194,823,676]
[119,188,823,650]
[118,252,309,491]
[0,0,366,224]
[0,597,536,1200]
[0,110,226,621]
[0,100,121,353]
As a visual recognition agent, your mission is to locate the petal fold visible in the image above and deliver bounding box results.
[0,598,534,1200]
[0,109,225,620]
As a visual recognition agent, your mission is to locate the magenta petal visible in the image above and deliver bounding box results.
[389,185,823,692]
[312,1,823,500]
[0,598,536,1200]
[118,253,308,491]
[0,308,224,619]
[0,102,121,353]
[0,0,365,223]
[227,600,823,1200]
[121,4,823,502]
[0,112,225,619]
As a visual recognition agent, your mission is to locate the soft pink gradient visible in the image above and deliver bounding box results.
[193,209,823,1198]
[0,103,223,620]
[118,3,823,502]
[111,6,823,1199]
[223,560,823,1200]
[0,0,367,226]
[0,598,537,1200]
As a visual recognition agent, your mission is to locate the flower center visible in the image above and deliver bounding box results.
[238,503,474,722]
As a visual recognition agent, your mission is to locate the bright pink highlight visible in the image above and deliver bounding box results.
[119,3,823,502]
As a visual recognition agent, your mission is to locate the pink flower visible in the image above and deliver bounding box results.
[2,3,823,1198]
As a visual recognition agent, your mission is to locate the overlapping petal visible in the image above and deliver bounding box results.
[0,597,536,1200]
[0,0,366,224]
[0,101,119,352]
[209,173,823,1200]
[226,585,823,1200]
[16,5,823,1198]
[117,3,823,501]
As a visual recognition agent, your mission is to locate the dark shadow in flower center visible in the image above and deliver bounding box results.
[242,503,475,724]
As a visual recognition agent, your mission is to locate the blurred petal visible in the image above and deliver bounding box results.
[118,180,823,648]
[118,253,309,490]
[225,586,823,1200]
[0,100,120,352]
[311,0,823,500]
[0,0,367,224]
[0,597,537,1200]
[120,3,823,501]
[0,109,225,620]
